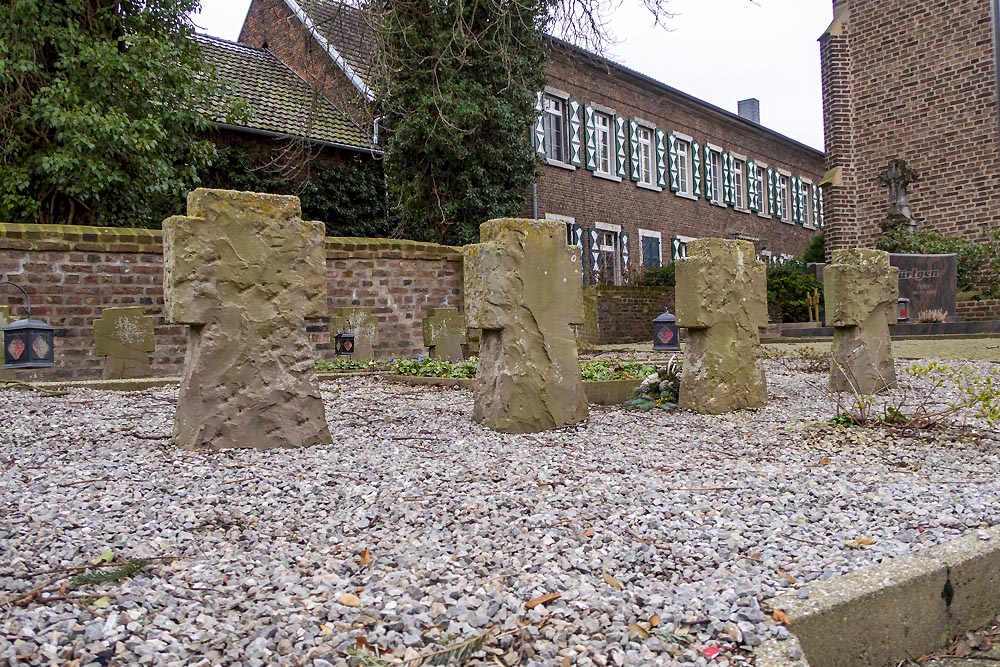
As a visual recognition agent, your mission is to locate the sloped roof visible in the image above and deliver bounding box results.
[195,33,375,152]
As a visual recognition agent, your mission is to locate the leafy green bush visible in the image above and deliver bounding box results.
[315,358,387,372]
[766,260,823,323]
[876,227,999,294]
[634,262,676,287]
[384,357,655,381]
[802,231,825,264]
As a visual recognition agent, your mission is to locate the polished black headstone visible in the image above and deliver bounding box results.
[889,253,957,319]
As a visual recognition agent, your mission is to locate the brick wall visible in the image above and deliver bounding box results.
[957,298,1000,322]
[581,286,674,345]
[821,0,1000,253]
[0,224,462,380]
[537,44,825,277]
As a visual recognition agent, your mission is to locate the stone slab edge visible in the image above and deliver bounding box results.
[27,377,181,392]
[383,375,639,405]
[756,525,1000,667]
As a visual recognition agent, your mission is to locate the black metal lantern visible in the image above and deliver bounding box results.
[652,308,681,352]
[897,298,911,323]
[334,329,355,356]
[2,281,55,369]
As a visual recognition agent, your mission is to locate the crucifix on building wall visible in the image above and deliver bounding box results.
[878,158,919,231]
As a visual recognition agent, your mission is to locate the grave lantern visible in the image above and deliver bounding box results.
[652,308,681,352]
[2,281,55,369]
[334,328,355,356]
[897,298,910,323]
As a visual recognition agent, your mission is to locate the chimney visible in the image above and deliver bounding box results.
[738,98,760,124]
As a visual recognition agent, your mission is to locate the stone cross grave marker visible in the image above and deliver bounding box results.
[422,308,466,361]
[878,158,919,231]
[675,238,767,414]
[825,248,898,394]
[163,188,332,450]
[464,218,588,433]
[330,307,378,360]
[93,307,155,379]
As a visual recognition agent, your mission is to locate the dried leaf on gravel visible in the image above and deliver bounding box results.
[338,593,361,607]
[525,592,560,609]
[773,609,791,625]
[602,572,623,590]
[628,623,651,639]
[649,614,661,627]
[777,569,798,585]
[359,548,373,567]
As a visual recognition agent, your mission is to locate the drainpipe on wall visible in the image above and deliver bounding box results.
[532,182,538,220]
[372,116,383,146]
[993,0,1000,145]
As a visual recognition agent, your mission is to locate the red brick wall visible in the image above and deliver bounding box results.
[0,224,462,380]
[821,0,1000,252]
[957,298,1000,321]
[537,44,825,275]
[581,286,674,345]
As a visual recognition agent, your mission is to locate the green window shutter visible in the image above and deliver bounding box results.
[747,161,759,212]
[703,145,714,202]
[655,129,667,189]
[583,103,597,171]
[811,184,820,227]
[572,223,586,276]
[667,133,680,192]
[569,99,583,168]
[533,93,546,156]
[692,140,703,198]
[589,228,601,283]
[800,180,809,225]
[818,187,825,228]
[620,233,630,279]
[629,119,640,182]
[722,152,734,205]
[767,168,777,218]
[790,177,800,223]
[671,237,687,260]
[615,115,628,179]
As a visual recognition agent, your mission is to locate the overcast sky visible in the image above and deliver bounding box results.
[191,0,831,151]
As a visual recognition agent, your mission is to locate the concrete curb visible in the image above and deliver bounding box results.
[756,525,1000,667]
[28,377,180,392]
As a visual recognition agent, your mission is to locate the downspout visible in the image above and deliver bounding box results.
[532,182,538,219]
[993,0,1000,144]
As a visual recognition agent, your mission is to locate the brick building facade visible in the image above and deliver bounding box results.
[820,0,1000,253]
[239,0,825,284]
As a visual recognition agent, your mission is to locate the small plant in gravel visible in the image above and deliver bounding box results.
[579,359,657,382]
[389,356,479,378]
[624,356,682,411]
[828,361,1000,429]
[315,358,388,372]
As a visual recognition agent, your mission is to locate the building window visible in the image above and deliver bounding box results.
[755,164,769,216]
[802,182,813,227]
[671,235,695,260]
[543,94,567,163]
[595,226,620,285]
[709,149,723,202]
[639,229,662,269]
[779,173,791,221]
[733,158,746,209]
[593,111,612,175]
[636,125,654,186]
[676,138,692,195]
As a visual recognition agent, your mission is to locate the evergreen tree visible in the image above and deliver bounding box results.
[0,0,216,227]
[375,0,548,245]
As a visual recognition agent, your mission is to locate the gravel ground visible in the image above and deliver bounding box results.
[2,358,999,667]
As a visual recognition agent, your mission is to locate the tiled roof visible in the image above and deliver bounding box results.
[307,2,377,86]
[194,34,375,152]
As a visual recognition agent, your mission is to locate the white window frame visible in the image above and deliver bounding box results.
[593,110,613,177]
[778,170,792,224]
[545,213,576,245]
[634,123,657,189]
[706,143,725,206]
[638,229,662,269]
[731,152,748,212]
[801,178,814,228]
[674,132,694,198]
[755,160,771,218]
[594,221,622,285]
[543,92,569,166]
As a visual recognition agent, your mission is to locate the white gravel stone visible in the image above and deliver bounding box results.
[1,358,998,666]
